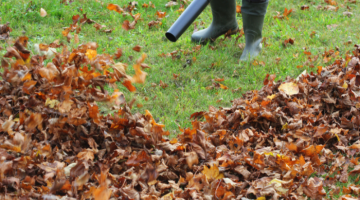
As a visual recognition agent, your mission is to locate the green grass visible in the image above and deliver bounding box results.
[1,0,359,134]
[323,170,360,199]
[1,0,360,198]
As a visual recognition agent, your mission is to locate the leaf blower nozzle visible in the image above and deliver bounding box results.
[165,0,210,42]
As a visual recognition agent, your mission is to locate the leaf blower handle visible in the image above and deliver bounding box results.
[165,0,210,42]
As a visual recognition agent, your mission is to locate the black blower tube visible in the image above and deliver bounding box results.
[165,0,210,42]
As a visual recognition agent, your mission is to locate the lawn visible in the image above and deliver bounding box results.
[1,0,360,198]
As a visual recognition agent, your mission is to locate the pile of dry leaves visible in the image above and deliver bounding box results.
[1,34,360,199]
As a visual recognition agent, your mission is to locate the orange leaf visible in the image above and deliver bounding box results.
[85,49,97,60]
[214,130,227,140]
[107,4,123,13]
[156,11,166,19]
[60,180,72,191]
[298,155,306,166]
[22,81,37,94]
[68,117,87,126]
[215,78,224,82]
[170,138,178,144]
[286,143,298,152]
[114,48,123,59]
[317,66,323,74]
[21,72,32,82]
[26,113,42,131]
[219,83,228,90]
[39,43,49,51]
[88,102,100,124]
[132,45,142,52]
[18,36,29,47]
[283,8,293,17]
[159,80,168,89]
[131,54,148,84]
[202,164,224,181]
[304,51,312,55]
[122,20,136,31]
[92,173,112,200]
[214,184,226,198]
[236,5,241,13]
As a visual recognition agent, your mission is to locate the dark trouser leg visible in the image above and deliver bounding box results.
[240,0,269,61]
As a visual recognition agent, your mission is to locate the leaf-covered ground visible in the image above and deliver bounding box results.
[1,0,360,132]
[1,0,360,199]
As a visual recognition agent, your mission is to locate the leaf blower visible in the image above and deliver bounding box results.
[165,0,210,42]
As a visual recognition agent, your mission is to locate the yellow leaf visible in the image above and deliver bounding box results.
[148,180,157,186]
[278,82,299,96]
[264,152,274,157]
[45,98,60,109]
[256,197,266,200]
[342,82,348,89]
[282,123,288,130]
[276,154,286,159]
[267,94,276,100]
[177,8,184,13]
[86,49,97,60]
[202,164,224,181]
[24,56,31,65]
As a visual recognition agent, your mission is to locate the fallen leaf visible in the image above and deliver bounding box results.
[278,82,299,96]
[132,45,142,52]
[107,4,123,14]
[40,8,47,17]
[202,164,224,181]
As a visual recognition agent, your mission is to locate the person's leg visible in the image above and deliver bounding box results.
[240,0,269,61]
[191,0,239,43]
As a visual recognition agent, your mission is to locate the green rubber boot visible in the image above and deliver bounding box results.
[240,1,269,61]
[191,0,238,43]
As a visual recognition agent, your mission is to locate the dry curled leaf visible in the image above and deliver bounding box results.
[40,8,47,17]
[278,82,299,96]
[132,45,142,52]
[107,4,124,13]
[3,27,360,200]
[165,1,177,7]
